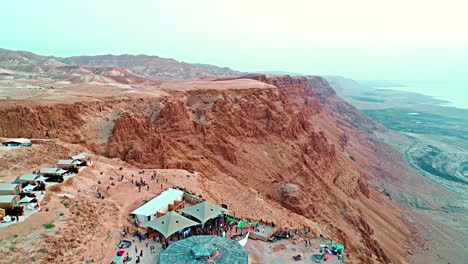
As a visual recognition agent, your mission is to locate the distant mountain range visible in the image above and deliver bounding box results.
[0,48,241,80]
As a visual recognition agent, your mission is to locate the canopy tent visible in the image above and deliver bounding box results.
[22,184,37,192]
[20,196,35,203]
[191,244,217,257]
[159,235,249,264]
[40,168,67,175]
[327,241,345,250]
[18,174,38,182]
[35,176,48,182]
[145,211,199,238]
[179,201,229,224]
[238,232,249,247]
[237,219,246,229]
[71,152,89,161]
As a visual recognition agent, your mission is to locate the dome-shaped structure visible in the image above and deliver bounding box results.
[159,235,248,264]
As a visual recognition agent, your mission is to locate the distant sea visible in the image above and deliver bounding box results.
[376,83,468,109]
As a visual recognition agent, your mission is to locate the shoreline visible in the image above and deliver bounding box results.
[374,86,468,110]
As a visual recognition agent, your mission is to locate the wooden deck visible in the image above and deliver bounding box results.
[249,224,278,242]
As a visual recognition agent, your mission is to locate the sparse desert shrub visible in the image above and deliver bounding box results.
[60,200,70,208]
[43,222,55,229]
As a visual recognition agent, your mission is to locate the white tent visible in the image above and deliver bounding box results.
[145,211,199,238]
[131,188,184,224]
[22,184,37,193]
[35,176,48,182]
[238,232,249,247]
[179,201,229,224]
[20,196,35,203]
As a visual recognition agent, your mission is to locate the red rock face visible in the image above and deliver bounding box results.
[0,75,416,263]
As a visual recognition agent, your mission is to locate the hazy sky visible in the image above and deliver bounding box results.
[1,1,467,88]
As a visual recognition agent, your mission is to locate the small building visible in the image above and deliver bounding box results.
[39,168,68,182]
[16,174,48,184]
[0,195,20,209]
[70,152,91,166]
[131,188,184,224]
[56,159,80,170]
[17,174,38,184]
[0,183,22,195]
[1,138,32,147]
[39,168,67,176]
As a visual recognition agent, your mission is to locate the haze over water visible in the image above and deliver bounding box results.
[378,82,468,109]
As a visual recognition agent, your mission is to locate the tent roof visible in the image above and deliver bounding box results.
[0,195,17,203]
[57,159,80,165]
[0,183,19,191]
[40,168,67,174]
[131,188,183,217]
[159,235,249,264]
[191,244,218,257]
[35,176,49,182]
[23,184,37,191]
[145,211,199,238]
[71,152,89,160]
[19,174,39,181]
[328,241,345,250]
[179,201,229,224]
[3,138,31,144]
[20,196,35,203]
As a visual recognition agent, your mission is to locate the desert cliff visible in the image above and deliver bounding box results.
[0,73,422,263]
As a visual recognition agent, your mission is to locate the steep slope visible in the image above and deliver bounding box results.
[0,75,420,263]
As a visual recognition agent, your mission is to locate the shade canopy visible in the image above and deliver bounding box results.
[0,195,16,203]
[57,160,80,165]
[35,176,48,182]
[20,196,35,203]
[40,168,67,175]
[23,184,37,192]
[71,152,89,160]
[18,174,38,182]
[179,201,229,224]
[145,211,199,238]
[191,244,218,257]
[159,235,249,264]
[328,241,345,250]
